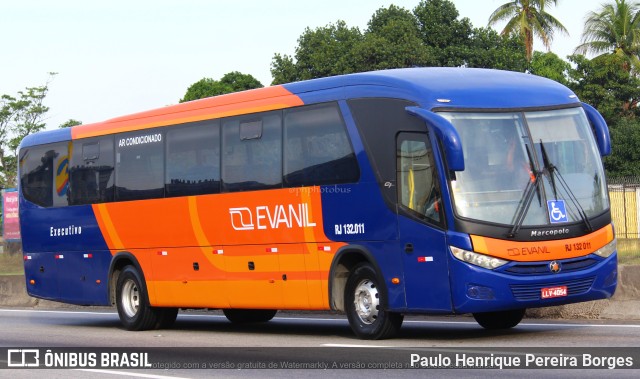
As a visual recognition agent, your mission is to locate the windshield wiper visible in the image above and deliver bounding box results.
[508,144,542,238]
[539,140,593,232]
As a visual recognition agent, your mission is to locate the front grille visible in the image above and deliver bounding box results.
[503,258,599,276]
[510,277,595,301]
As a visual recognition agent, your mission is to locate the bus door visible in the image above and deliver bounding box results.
[396,132,452,312]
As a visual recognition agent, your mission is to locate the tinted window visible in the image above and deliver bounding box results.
[284,103,359,186]
[397,133,442,226]
[166,120,220,197]
[115,130,164,201]
[348,98,421,205]
[20,142,70,207]
[69,136,115,205]
[222,111,282,192]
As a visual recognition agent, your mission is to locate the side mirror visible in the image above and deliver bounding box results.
[405,106,465,171]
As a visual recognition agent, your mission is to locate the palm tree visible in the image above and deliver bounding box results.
[574,0,640,72]
[488,0,568,61]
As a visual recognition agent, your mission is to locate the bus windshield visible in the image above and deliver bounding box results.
[440,107,609,226]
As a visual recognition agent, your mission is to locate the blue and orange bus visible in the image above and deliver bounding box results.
[18,68,616,339]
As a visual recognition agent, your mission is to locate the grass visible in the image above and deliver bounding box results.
[0,253,24,275]
[617,239,640,265]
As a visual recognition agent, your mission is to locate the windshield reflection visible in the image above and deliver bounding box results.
[439,108,608,226]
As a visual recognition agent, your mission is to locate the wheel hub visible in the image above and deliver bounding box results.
[121,279,140,318]
[353,279,379,325]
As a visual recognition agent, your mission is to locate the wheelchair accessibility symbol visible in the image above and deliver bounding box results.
[547,200,568,223]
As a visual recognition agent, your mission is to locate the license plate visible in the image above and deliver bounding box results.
[541,285,567,299]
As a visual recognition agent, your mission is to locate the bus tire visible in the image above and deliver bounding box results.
[116,265,161,331]
[223,309,277,323]
[156,307,179,329]
[345,263,403,339]
[473,308,525,330]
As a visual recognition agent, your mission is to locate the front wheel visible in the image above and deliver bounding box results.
[345,263,403,339]
[473,308,526,330]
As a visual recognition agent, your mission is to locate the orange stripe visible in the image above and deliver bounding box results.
[471,224,614,262]
[71,86,304,139]
[92,203,123,250]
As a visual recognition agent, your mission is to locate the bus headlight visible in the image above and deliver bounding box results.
[450,246,508,269]
[594,239,617,258]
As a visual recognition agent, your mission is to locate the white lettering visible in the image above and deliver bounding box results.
[229,203,317,231]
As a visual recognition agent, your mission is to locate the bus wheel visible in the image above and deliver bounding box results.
[473,309,526,330]
[223,309,277,323]
[156,308,179,329]
[345,263,403,339]
[116,265,161,331]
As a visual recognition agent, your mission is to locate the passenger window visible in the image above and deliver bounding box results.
[397,133,442,225]
[115,130,164,201]
[284,103,359,186]
[222,111,282,192]
[69,137,115,205]
[166,120,220,197]
[19,142,70,207]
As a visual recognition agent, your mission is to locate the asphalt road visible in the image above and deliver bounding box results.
[0,308,639,378]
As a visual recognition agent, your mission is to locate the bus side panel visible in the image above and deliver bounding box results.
[20,202,112,305]
[54,250,111,305]
[23,252,59,301]
[149,246,229,308]
[91,189,338,310]
[20,203,112,255]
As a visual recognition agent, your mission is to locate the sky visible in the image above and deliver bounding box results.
[0,0,608,131]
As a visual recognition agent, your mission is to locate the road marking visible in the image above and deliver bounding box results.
[74,369,190,379]
[1,308,640,329]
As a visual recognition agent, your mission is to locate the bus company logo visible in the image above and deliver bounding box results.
[7,349,40,367]
[229,203,317,231]
[549,261,562,274]
[506,246,549,257]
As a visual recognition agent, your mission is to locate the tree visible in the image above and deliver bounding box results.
[463,27,527,70]
[271,0,529,83]
[0,74,55,188]
[488,0,568,61]
[353,5,432,71]
[59,119,82,128]
[528,51,571,85]
[574,0,640,72]
[568,53,640,124]
[604,117,640,177]
[180,71,263,102]
[271,21,364,85]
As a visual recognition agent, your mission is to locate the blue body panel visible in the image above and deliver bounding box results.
[449,253,617,313]
[19,68,613,313]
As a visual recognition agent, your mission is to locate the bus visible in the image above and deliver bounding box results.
[18,68,616,339]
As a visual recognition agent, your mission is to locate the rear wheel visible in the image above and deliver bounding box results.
[473,309,526,330]
[116,265,164,330]
[345,263,403,339]
[223,309,277,323]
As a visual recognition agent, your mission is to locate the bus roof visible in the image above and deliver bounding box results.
[20,68,579,148]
